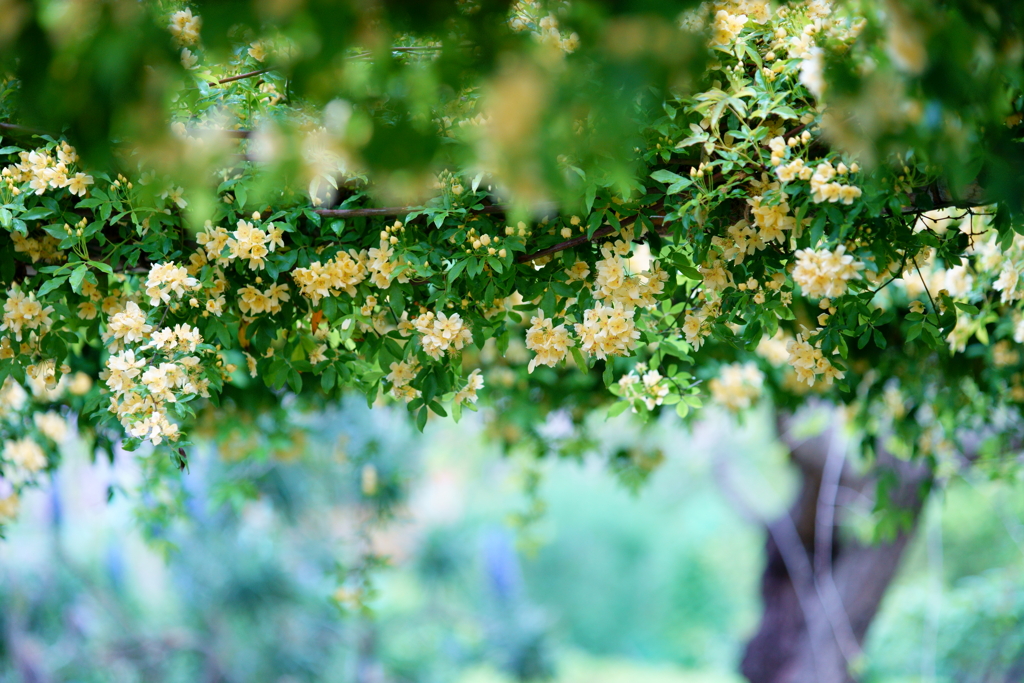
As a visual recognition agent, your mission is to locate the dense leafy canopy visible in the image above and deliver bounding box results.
[2,0,1024,534]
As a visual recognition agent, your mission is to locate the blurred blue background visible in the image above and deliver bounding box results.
[2,398,1024,682]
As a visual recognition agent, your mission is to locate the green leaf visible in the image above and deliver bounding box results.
[570,346,588,373]
[540,287,557,317]
[607,401,629,418]
[89,260,114,275]
[954,302,980,315]
[448,258,469,283]
[42,223,69,240]
[19,207,53,221]
[69,264,88,293]
[650,169,685,184]
[37,276,68,298]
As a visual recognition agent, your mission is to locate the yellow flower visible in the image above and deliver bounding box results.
[248,41,267,61]
[414,310,473,359]
[309,344,328,365]
[710,362,765,411]
[525,316,575,372]
[792,245,864,299]
[454,369,484,405]
[67,173,93,197]
[1,288,55,341]
[169,8,202,46]
[574,302,640,360]
[4,437,47,475]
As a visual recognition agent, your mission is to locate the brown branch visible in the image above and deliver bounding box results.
[210,68,271,86]
[0,122,49,137]
[517,216,671,264]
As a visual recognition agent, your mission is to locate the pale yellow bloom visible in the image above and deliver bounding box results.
[525,316,576,372]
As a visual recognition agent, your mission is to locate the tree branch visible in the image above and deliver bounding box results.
[0,122,49,137]
[814,427,863,666]
[314,204,513,219]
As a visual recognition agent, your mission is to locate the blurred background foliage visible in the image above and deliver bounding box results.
[5,0,1024,212]
[3,398,1024,682]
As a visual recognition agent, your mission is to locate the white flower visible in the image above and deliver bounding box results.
[799,48,825,99]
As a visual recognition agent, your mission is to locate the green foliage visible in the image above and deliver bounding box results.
[2,0,1024,539]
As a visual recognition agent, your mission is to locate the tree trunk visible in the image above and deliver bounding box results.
[740,411,931,683]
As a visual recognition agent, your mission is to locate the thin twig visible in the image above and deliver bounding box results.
[916,263,940,320]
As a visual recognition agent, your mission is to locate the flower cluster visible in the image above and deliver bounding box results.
[0,374,76,525]
[617,366,670,410]
[454,369,485,405]
[525,316,576,373]
[168,8,201,46]
[683,300,719,350]
[105,301,151,349]
[2,143,92,197]
[710,8,749,47]
[709,362,765,411]
[146,262,199,306]
[509,5,580,53]
[787,330,844,386]
[1,288,54,342]
[808,161,863,205]
[593,241,668,310]
[238,282,291,316]
[756,329,795,366]
[228,218,285,270]
[292,250,368,304]
[792,245,864,299]
[102,323,214,445]
[386,359,421,402]
[2,437,47,484]
[574,303,640,360]
[716,219,766,264]
[748,191,796,244]
[11,232,65,264]
[413,310,473,359]
[368,236,411,290]
[460,224,511,259]
[994,263,1023,304]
